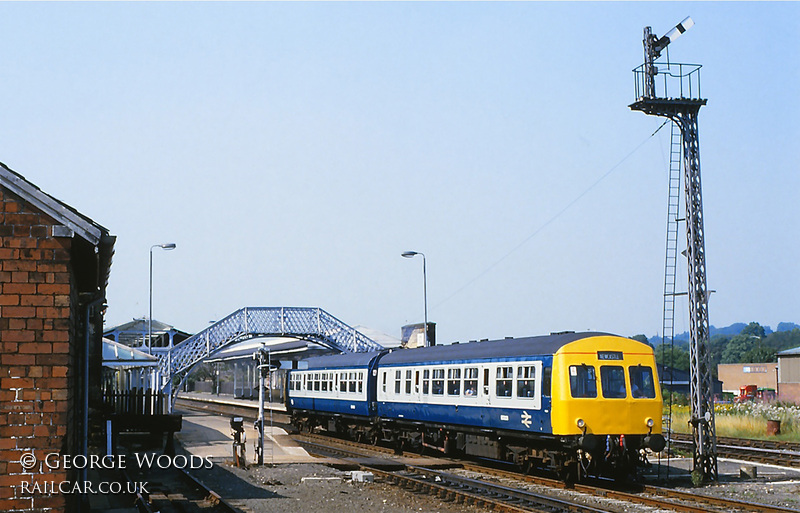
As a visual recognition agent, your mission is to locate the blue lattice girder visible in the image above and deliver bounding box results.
[158,307,383,406]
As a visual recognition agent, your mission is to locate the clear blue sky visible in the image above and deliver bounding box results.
[1,2,797,344]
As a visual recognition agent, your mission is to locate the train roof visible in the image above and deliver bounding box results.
[298,332,625,369]
[303,350,385,370]
[379,331,618,365]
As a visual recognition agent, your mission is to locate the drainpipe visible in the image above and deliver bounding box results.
[80,295,105,513]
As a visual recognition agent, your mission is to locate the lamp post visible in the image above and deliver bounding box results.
[149,243,176,359]
[401,251,428,347]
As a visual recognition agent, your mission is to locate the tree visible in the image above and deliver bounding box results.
[743,344,777,363]
[630,334,650,345]
[708,335,730,378]
[741,322,766,339]
[655,344,690,372]
[721,334,760,363]
[764,328,800,353]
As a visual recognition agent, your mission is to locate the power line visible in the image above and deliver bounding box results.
[432,131,659,312]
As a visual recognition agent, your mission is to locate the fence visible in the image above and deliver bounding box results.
[103,388,166,416]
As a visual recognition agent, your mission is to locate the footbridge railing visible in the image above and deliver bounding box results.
[159,307,384,409]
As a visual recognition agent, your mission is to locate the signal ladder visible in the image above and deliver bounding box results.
[659,120,682,479]
[662,120,682,346]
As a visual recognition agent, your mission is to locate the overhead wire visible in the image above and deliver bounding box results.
[431,128,664,312]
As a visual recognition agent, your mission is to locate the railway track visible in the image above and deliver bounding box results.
[297,432,799,513]
[669,432,800,468]
[122,461,239,513]
[175,396,800,512]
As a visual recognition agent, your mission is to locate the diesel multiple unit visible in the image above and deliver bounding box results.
[286,331,665,480]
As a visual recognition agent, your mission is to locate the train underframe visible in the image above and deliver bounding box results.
[290,410,663,481]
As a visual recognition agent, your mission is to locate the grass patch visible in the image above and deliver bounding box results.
[665,402,800,441]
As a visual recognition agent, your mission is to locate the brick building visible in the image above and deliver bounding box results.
[1,163,115,513]
[717,363,779,396]
[777,347,800,403]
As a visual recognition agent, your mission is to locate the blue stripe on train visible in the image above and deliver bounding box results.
[290,396,370,417]
[378,398,552,434]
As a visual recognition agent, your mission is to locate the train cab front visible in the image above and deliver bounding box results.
[551,335,665,480]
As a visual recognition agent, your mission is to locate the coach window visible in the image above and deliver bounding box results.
[464,368,478,397]
[600,365,626,398]
[628,365,656,398]
[569,365,597,398]
[423,369,430,395]
[358,372,364,394]
[405,369,412,394]
[321,373,328,392]
[432,369,444,395]
[542,367,552,397]
[517,365,536,398]
[349,372,357,393]
[483,368,490,395]
[382,371,387,394]
[395,370,402,395]
[415,371,420,394]
[329,374,334,392]
[496,366,513,397]
[314,373,321,392]
[340,372,348,393]
[447,368,461,396]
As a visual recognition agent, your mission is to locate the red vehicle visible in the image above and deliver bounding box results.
[735,385,776,403]
[736,384,758,403]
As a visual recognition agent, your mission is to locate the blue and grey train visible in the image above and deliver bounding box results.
[286,332,665,480]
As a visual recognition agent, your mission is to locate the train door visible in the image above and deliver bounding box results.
[482,367,491,405]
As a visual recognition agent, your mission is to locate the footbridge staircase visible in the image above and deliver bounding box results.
[158,307,384,409]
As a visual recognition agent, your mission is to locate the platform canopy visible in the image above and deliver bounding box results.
[203,337,331,363]
[202,326,402,364]
[102,338,159,369]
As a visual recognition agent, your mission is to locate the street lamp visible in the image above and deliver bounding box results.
[401,251,428,347]
[149,243,176,357]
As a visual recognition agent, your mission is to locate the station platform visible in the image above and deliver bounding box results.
[176,391,286,412]
[175,409,316,464]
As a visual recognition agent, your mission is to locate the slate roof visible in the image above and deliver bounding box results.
[0,161,115,291]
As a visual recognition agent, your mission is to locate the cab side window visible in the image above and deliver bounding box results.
[542,366,552,397]
[569,365,597,398]
[628,365,657,398]
[600,365,626,398]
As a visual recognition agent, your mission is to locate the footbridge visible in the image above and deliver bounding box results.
[158,307,384,409]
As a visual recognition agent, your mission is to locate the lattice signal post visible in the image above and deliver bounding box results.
[629,17,718,482]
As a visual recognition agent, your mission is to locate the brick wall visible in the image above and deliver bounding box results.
[717,363,779,394]
[1,187,78,513]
